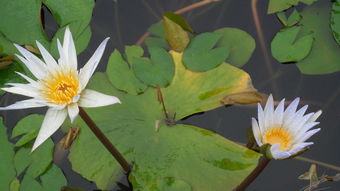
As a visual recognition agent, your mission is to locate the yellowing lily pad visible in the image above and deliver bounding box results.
[68,51,261,190]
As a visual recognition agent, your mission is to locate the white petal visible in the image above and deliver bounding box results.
[15,72,40,88]
[78,89,121,108]
[296,128,321,143]
[15,53,45,79]
[251,118,262,146]
[283,97,300,122]
[62,27,77,70]
[57,39,67,68]
[1,84,39,98]
[263,94,274,129]
[0,99,46,110]
[257,103,265,132]
[288,112,314,133]
[79,38,109,90]
[288,142,313,156]
[36,41,58,71]
[68,103,79,122]
[274,98,285,127]
[272,151,291,160]
[307,110,322,123]
[32,108,67,151]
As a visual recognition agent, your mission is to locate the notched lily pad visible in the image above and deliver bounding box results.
[183,33,229,71]
[143,177,192,191]
[271,26,314,63]
[276,9,301,27]
[267,0,317,14]
[69,51,261,191]
[132,47,175,87]
[214,27,255,67]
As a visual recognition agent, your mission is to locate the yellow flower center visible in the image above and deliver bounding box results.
[262,127,292,150]
[41,70,79,105]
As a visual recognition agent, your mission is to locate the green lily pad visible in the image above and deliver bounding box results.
[0,118,16,191]
[183,33,229,71]
[0,116,65,191]
[276,9,301,27]
[214,27,255,67]
[12,114,43,147]
[331,0,340,45]
[106,48,147,95]
[296,0,340,74]
[267,0,317,14]
[271,26,314,63]
[69,51,261,190]
[131,47,175,87]
[145,22,168,49]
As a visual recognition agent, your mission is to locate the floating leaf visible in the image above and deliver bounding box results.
[132,47,174,87]
[106,49,147,95]
[183,33,229,71]
[276,9,301,27]
[163,14,190,52]
[69,51,261,190]
[296,0,340,74]
[9,178,20,191]
[143,177,192,191]
[0,118,16,191]
[267,0,317,14]
[163,13,194,34]
[12,114,43,147]
[214,28,255,67]
[331,0,340,45]
[271,26,314,63]
[145,22,168,49]
[20,164,67,191]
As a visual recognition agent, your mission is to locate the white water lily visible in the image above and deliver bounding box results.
[252,95,321,160]
[0,27,120,151]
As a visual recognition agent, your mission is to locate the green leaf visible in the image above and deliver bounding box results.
[271,26,314,63]
[106,49,147,95]
[145,22,168,49]
[331,0,340,45]
[12,114,43,147]
[276,9,301,27]
[0,118,16,191]
[163,15,190,52]
[296,0,340,74]
[0,62,26,96]
[14,139,54,178]
[183,33,229,71]
[214,28,255,67]
[267,0,317,14]
[69,51,261,190]
[20,164,67,191]
[132,47,174,87]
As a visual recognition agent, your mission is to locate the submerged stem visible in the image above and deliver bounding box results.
[79,107,131,173]
[234,157,271,191]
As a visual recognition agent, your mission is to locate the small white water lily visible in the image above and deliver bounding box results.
[0,27,120,151]
[252,95,321,160]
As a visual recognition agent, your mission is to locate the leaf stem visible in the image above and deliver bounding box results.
[135,0,222,45]
[79,107,131,173]
[234,157,271,191]
[295,156,340,172]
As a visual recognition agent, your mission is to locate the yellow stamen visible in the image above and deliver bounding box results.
[262,127,292,150]
[41,69,79,105]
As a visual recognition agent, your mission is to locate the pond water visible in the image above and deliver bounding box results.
[1,0,340,190]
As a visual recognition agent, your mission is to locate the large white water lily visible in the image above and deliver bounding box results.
[0,27,120,151]
[252,95,321,160]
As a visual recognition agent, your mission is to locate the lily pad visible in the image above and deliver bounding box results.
[296,0,340,74]
[0,115,66,191]
[183,33,229,71]
[69,51,261,190]
[271,26,314,63]
[214,27,255,67]
[145,22,168,49]
[331,0,340,45]
[163,14,190,52]
[276,9,301,27]
[267,0,317,14]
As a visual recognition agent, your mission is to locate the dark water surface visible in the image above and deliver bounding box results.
[1,0,340,190]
